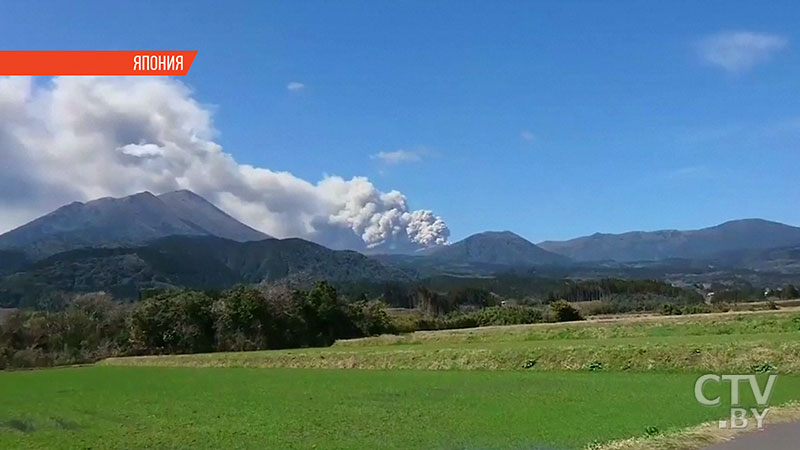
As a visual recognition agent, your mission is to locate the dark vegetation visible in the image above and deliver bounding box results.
[0,274,763,370]
[1,279,586,369]
[388,303,582,334]
[12,273,697,369]
[339,276,705,316]
[0,250,28,277]
[0,235,407,308]
[767,284,800,299]
[4,234,797,312]
[706,283,799,303]
[0,282,395,369]
[543,279,696,302]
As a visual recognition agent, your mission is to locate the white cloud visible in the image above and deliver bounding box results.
[0,76,449,252]
[371,149,422,165]
[697,31,787,72]
[520,130,535,143]
[118,143,164,158]
[287,81,305,91]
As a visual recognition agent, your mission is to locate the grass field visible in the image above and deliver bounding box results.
[2,366,800,450]
[4,310,800,449]
[103,310,800,372]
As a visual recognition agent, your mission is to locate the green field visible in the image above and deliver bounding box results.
[3,310,800,449]
[2,367,799,450]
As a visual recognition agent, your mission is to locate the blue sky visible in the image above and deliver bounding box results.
[2,1,799,242]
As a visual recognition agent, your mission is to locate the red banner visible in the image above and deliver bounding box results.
[0,51,197,75]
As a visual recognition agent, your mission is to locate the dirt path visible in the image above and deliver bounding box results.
[704,422,800,449]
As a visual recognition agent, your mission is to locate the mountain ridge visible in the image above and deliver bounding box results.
[375,230,571,276]
[0,235,408,308]
[539,219,800,262]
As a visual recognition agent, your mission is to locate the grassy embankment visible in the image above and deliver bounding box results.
[102,309,800,372]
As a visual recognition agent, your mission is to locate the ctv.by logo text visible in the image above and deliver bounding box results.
[694,374,777,430]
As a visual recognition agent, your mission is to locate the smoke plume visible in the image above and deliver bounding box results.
[0,76,449,252]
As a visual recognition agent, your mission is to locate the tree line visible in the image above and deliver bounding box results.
[0,275,716,370]
[544,279,702,303]
[0,280,592,370]
[0,282,391,369]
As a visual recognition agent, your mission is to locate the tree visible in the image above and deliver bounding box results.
[782,284,800,300]
[129,290,215,354]
[213,285,271,351]
[345,300,393,336]
[302,281,348,346]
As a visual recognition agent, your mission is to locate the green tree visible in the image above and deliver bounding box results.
[345,300,393,336]
[129,290,215,354]
[213,285,272,351]
[302,281,348,346]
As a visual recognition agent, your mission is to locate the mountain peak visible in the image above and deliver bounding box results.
[157,189,270,242]
[471,230,522,238]
[713,218,784,230]
[157,189,217,209]
[0,190,270,259]
[130,190,156,198]
[158,189,205,201]
[429,230,569,266]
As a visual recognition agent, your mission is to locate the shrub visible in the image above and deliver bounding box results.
[0,294,131,369]
[470,305,544,326]
[435,305,546,330]
[644,425,661,437]
[766,300,779,310]
[550,300,584,322]
[681,304,712,315]
[390,316,420,333]
[345,300,394,337]
[587,361,604,372]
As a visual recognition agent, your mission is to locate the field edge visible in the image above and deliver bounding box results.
[592,401,800,450]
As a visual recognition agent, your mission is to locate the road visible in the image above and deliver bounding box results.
[705,422,800,449]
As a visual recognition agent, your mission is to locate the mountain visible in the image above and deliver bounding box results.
[710,245,800,274]
[0,190,269,259]
[539,219,800,262]
[430,231,570,266]
[155,190,268,242]
[0,250,28,277]
[0,235,408,308]
[377,231,570,275]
